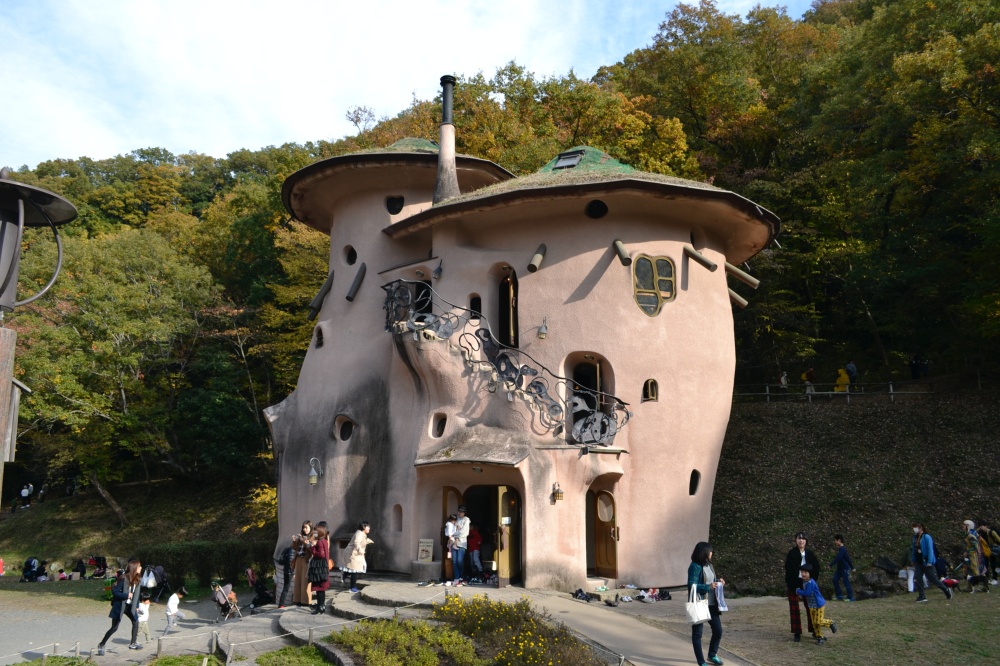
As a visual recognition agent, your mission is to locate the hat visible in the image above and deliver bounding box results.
[457,505,467,513]
[963,520,976,530]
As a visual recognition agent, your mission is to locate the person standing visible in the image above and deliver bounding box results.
[978,522,1000,583]
[20,485,30,508]
[467,523,484,577]
[97,558,143,655]
[452,506,471,585]
[292,521,314,607]
[307,524,330,614]
[344,522,374,593]
[784,532,819,642]
[801,368,816,395]
[136,593,151,644]
[829,534,856,601]
[688,542,725,666]
[961,520,987,578]
[845,360,858,392]
[911,523,952,602]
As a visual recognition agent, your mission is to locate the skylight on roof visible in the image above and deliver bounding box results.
[553,149,585,170]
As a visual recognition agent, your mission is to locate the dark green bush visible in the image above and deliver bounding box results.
[135,540,275,588]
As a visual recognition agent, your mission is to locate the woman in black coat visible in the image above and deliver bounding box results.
[97,558,143,654]
[784,532,820,642]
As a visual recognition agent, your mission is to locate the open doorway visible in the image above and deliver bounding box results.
[462,485,523,586]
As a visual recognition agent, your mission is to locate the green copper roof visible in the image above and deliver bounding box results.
[536,146,638,175]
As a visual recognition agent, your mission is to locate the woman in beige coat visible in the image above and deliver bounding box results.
[344,522,373,593]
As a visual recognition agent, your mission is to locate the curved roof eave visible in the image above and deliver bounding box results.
[382,177,781,259]
[281,152,515,220]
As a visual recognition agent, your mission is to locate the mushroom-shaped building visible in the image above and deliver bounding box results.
[266,120,778,591]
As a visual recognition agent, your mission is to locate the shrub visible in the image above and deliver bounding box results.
[431,594,608,666]
[330,619,484,666]
[134,540,275,588]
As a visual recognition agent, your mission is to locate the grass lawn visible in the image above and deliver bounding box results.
[636,591,1000,665]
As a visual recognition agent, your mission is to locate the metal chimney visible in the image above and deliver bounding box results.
[433,75,460,204]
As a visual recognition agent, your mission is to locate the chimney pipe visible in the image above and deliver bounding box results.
[434,74,460,204]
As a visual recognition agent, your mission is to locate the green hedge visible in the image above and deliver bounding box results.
[136,540,275,587]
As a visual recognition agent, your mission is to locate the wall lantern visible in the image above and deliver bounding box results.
[537,317,548,339]
[308,457,323,486]
[553,482,564,502]
[432,260,443,280]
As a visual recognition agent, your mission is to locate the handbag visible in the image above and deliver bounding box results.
[686,585,711,625]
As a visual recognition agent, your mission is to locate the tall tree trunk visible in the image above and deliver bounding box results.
[89,471,128,527]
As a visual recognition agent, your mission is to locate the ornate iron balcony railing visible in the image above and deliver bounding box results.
[382,279,630,446]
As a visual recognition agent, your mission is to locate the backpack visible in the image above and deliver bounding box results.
[278,547,294,566]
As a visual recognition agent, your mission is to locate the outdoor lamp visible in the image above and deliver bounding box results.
[432,260,443,280]
[537,317,548,339]
[553,482,564,502]
[308,457,323,486]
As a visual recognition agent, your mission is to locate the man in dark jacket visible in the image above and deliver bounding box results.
[784,532,820,642]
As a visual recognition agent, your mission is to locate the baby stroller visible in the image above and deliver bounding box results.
[20,557,42,582]
[211,582,243,623]
[141,564,171,602]
[87,556,109,579]
[245,567,274,611]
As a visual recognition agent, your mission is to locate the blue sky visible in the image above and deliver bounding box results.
[0,0,813,170]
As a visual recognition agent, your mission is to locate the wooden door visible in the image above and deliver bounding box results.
[496,485,521,587]
[594,490,618,579]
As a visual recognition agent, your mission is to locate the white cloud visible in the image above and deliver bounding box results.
[0,0,811,170]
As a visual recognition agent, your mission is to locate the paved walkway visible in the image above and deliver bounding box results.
[0,580,761,666]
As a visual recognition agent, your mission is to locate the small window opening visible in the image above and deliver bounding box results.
[344,245,357,265]
[415,280,433,315]
[386,196,405,215]
[337,540,349,550]
[585,200,608,219]
[469,295,482,323]
[642,379,658,402]
[334,415,355,442]
[432,413,447,438]
[392,504,403,532]
[553,150,585,170]
[314,327,324,349]
[689,470,701,496]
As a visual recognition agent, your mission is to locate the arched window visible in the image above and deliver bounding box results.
[642,379,658,402]
[689,470,701,496]
[498,270,518,348]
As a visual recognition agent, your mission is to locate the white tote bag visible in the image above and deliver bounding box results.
[686,585,711,625]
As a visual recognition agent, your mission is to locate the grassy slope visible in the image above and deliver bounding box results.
[712,391,1000,593]
[0,482,276,571]
[2,392,998,595]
